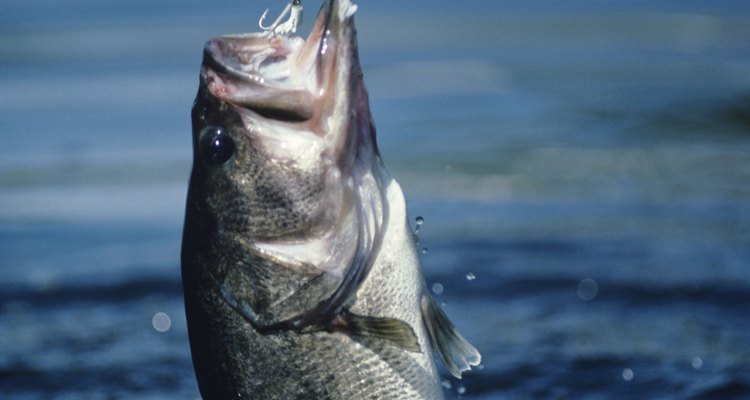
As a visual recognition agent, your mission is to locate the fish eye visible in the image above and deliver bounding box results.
[199,126,235,166]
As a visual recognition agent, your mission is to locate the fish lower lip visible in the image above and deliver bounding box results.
[200,63,314,122]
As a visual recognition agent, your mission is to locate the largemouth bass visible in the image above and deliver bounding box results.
[181,1,480,398]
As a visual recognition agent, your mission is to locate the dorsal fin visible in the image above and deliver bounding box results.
[421,295,481,378]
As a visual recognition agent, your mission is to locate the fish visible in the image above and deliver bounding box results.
[181,0,481,398]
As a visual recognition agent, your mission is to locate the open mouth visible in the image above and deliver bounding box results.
[200,0,357,122]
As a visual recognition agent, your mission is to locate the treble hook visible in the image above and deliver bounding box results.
[259,0,303,36]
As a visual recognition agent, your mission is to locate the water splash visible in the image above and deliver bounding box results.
[465,272,476,281]
[151,311,172,333]
[622,368,634,382]
[431,282,444,295]
[414,216,424,235]
[413,216,425,246]
[577,278,599,301]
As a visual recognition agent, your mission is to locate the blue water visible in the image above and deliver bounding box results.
[2,1,750,399]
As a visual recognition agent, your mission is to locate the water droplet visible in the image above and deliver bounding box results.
[476,363,485,370]
[691,356,703,369]
[622,368,634,381]
[456,384,466,395]
[421,247,429,255]
[151,311,172,333]
[577,278,599,301]
[440,300,448,307]
[465,272,476,281]
[432,282,444,295]
[413,217,425,236]
[441,379,452,389]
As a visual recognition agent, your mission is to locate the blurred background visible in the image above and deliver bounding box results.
[2,0,749,398]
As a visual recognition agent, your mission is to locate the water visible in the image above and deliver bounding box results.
[2,1,750,398]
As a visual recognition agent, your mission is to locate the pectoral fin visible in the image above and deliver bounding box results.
[338,309,421,352]
[421,295,481,378]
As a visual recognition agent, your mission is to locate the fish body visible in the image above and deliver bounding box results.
[181,1,480,399]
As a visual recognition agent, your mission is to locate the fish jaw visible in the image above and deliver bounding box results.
[198,0,374,165]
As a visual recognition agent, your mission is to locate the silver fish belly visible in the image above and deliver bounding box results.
[181,1,480,399]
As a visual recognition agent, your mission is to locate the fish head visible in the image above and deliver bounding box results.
[184,0,387,328]
[189,0,374,240]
